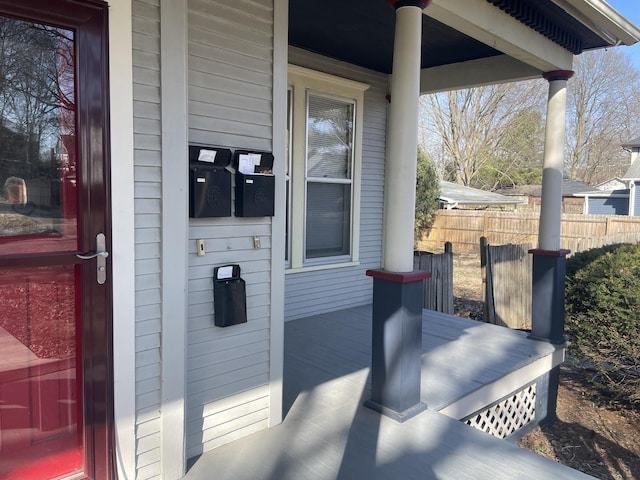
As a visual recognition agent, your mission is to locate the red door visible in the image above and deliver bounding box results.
[0,1,113,479]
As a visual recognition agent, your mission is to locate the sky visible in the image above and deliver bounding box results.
[606,0,640,68]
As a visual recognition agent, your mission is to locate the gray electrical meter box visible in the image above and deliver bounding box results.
[213,264,247,327]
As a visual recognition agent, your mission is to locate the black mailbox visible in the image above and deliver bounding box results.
[234,150,275,217]
[213,264,247,327]
[189,145,232,218]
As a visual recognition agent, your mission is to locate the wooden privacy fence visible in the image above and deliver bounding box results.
[422,210,640,254]
[414,242,454,314]
[480,238,532,329]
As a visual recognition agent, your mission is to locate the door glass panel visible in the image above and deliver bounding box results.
[0,265,82,480]
[0,15,84,480]
[0,18,77,255]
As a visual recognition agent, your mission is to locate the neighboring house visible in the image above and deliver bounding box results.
[0,2,638,480]
[574,137,640,215]
[438,180,523,210]
[497,175,591,213]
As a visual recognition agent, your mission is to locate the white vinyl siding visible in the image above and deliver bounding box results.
[284,47,387,321]
[133,0,163,479]
[185,0,274,460]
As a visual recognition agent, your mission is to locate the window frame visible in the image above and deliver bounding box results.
[286,65,369,272]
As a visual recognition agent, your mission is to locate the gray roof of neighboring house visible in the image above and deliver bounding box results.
[621,136,640,179]
[573,188,630,197]
[561,178,593,195]
[496,177,591,197]
[622,157,640,179]
[622,137,640,149]
[439,181,523,206]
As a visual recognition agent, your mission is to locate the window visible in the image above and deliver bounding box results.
[286,65,368,270]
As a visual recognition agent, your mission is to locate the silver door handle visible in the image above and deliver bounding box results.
[76,251,109,260]
[76,233,109,284]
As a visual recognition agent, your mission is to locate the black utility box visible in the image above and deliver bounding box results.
[234,150,275,217]
[213,264,247,327]
[189,145,232,218]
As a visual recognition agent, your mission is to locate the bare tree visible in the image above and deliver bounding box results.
[419,80,546,188]
[566,49,640,184]
[0,18,74,178]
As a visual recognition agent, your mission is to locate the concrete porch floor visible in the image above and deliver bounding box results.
[183,305,590,479]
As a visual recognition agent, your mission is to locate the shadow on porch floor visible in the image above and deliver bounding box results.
[183,305,590,479]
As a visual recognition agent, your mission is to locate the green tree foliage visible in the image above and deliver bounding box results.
[414,148,440,243]
[476,109,544,190]
[565,244,640,404]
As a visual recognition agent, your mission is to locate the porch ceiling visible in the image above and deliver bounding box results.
[288,0,633,75]
[289,0,501,74]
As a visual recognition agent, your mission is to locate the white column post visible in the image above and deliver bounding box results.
[383,0,427,272]
[160,0,188,477]
[538,70,573,251]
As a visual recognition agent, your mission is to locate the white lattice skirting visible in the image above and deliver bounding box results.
[464,384,537,438]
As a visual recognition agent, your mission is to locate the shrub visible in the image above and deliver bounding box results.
[415,148,440,244]
[565,243,640,404]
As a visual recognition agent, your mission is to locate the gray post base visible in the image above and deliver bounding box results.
[537,366,560,427]
[529,249,570,345]
[528,249,569,428]
[365,269,430,422]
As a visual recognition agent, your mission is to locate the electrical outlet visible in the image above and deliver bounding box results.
[253,236,261,249]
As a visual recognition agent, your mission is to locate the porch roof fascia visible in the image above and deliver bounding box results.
[558,0,640,47]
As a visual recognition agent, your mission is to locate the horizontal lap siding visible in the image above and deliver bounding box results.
[588,197,629,215]
[186,0,273,459]
[284,47,387,321]
[133,1,162,479]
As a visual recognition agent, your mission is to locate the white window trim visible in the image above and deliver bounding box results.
[287,65,369,271]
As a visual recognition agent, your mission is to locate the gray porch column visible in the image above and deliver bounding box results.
[531,69,574,344]
[531,70,574,424]
[365,0,429,422]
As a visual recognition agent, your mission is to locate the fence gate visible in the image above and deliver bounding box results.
[480,238,532,329]
[414,242,454,314]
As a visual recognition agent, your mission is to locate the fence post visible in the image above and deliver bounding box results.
[445,241,452,254]
[480,237,494,324]
[483,212,489,239]
[444,242,453,313]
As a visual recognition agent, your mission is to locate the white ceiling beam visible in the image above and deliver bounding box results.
[420,55,541,94]
[425,0,574,72]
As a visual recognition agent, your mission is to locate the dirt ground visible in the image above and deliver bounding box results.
[451,254,640,480]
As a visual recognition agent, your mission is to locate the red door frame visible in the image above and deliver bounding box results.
[0,1,114,479]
